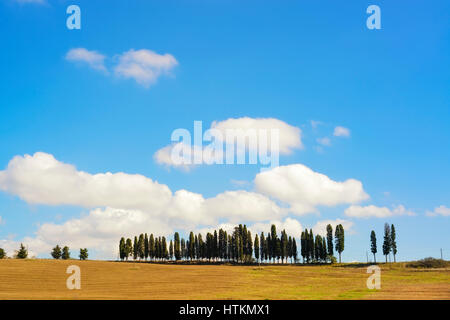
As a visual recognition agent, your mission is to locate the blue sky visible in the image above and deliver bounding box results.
[0,0,449,261]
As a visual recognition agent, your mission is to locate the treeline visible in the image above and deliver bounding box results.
[119,223,347,264]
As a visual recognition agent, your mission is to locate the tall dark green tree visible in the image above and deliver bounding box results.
[300,230,306,263]
[119,237,126,261]
[254,234,260,263]
[125,238,132,260]
[259,232,265,262]
[149,234,155,260]
[335,224,345,263]
[382,223,391,263]
[144,233,149,260]
[270,225,277,263]
[169,239,174,260]
[370,230,377,263]
[391,224,397,263]
[174,232,181,260]
[281,230,288,263]
[138,234,145,260]
[51,245,62,259]
[133,236,138,260]
[189,232,195,261]
[326,224,334,257]
[62,246,70,260]
[292,238,298,263]
[0,248,6,259]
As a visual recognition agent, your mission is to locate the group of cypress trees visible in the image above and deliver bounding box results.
[370,223,397,263]
[300,224,344,263]
[119,224,300,263]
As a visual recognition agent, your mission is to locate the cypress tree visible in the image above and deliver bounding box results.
[260,232,265,262]
[370,230,377,263]
[144,233,149,260]
[382,223,391,263]
[119,237,125,261]
[174,232,181,260]
[62,246,70,260]
[169,240,174,260]
[335,224,345,263]
[301,230,306,263]
[133,236,138,260]
[326,224,334,257]
[125,238,132,260]
[0,248,6,259]
[391,224,397,263]
[281,230,288,263]
[138,234,145,260]
[292,238,298,263]
[189,232,195,261]
[270,225,277,263]
[254,234,260,263]
[149,234,155,260]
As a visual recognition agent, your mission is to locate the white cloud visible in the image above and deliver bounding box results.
[255,164,369,215]
[312,219,354,236]
[154,117,302,169]
[345,204,415,218]
[66,48,107,72]
[310,120,322,129]
[426,205,450,217]
[316,137,331,146]
[333,126,351,137]
[211,117,302,154]
[114,49,178,87]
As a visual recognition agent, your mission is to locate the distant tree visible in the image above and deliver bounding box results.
[292,238,298,263]
[79,248,88,260]
[288,236,293,263]
[254,234,260,263]
[119,237,125,261]
[326,224,334,257]
[125,238,133,261]
[308,229,315,263]
[270,225,277,263]
[51,245,62,259]
[0,248,6,259]
[144,233,149,261]
[300,230,306,263]
[133,236,138,260]
[181,238,186,260]
[16,243,28,259]
[335,224,345,263]
[149,234,155,260]
[62,246,70,260]
[391,224,397,263]
[138,234,145,260]
[259,232,265,262]
[169,240,174,260]
[174,232,181,261]
[281,230,288,263]
[370,230,377,263]
[382,223,391,263]
[189,232,195,261]
[162,237,168,260]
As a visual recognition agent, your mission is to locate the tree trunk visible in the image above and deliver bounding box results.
[339,252,341,263]
[373,253,376,263]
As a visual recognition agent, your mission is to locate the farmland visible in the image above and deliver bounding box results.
[0,259,448,300]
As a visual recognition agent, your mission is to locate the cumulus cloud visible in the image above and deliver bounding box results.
[66,48,107,72]
[248,218,303,239]
[426,205,450,217]
[154,117,302,169]
[333,126,351,137]
[255,164,369,215]
[114,49,178,87]
[345,204,415,218]
[66,48,177,87]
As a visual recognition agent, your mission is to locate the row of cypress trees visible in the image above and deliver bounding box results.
[119,224,347,264]
[370,223,397,263]
[300,224,345,263]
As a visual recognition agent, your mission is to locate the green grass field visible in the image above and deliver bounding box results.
[0,259,448,299]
